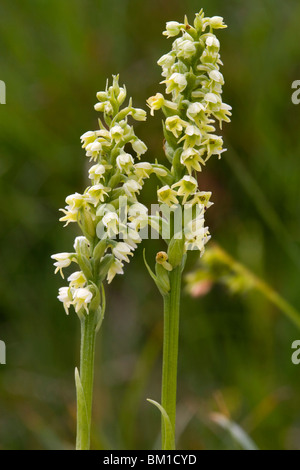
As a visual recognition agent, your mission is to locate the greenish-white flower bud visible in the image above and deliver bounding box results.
[131,108,147,121]
[132,139,147,157]
[156,251,173,271]
[167,236,185,268]
[96,91,109,102]
[74,236,90,259]
[162,72,188,96]
[163,21,182,38]
[116,152,134,173]
[157,185,179,206]
[209,16,227,29]
[157,53,175,70]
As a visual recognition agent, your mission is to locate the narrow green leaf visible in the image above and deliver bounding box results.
[143,250,169,296]
[147,399,175,450]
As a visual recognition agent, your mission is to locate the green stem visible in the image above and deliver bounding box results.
[161,264,182,450]
[76,312,97,450]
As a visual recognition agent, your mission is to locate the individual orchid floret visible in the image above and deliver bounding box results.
[51,253,74,278]
[180,148,205,174]
[57,287,73,315]
[162,72,188,97]
[102,211,119,237]
[157,185,179,206]
[88,164,107,183]
[146,92,177,116]
[107,258,124,284]
[163,21,183,38]
[189,191,213,208]
[134,162,153,180]
[73,288,93,315]
[172,175,198,204]
[86,184,110,206]
[67,271,87,289]
[132,139,148,158]
[116,152,134,174]
[123,179,142,198]
[130,107,147,121]
[165,116,187,138]
[178,125,202,149]
[112,242,133,263]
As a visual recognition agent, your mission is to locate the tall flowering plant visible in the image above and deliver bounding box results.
[146,10,231,449]
[51,76,165,449]
[51,8,231,451]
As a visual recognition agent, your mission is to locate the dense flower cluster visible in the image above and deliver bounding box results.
[147,10,231,254]
[52,76,164,315]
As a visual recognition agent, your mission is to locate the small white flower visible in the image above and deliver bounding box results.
[204,92,220,105]
[165,115,187,138]
[176,39,196,60]
[102,211,119,236]
[157,185,179,206]
[187,102,205,122]
[146,93,165,115]
[107,258,124,284]
[90,140,102,152]
[57,287,73,315]
[128,203,149,230]
[146,93,178,116]
[117,87,126,105]
[181,148,205,174]
[152,166,168,177]
[116,152,134,173]
[88,164,106,182]
[110,125,124,143]
[134,162,153,180]
[65,193,85,211]
[51,253,73,278]
[124,227,141,248]
[163,21,182,38]
[94,101,113,115]
[73,288,93,314]
[157,53,175,70]
[132,139,147,158]
[162,73,188,97]
[112,242,133,263]
[178,125,202,149]
[73,236,90,252]
[123,179,142,198]
[86,184,110,206]
[67,271,87,289]
[59,207,78,226]
[209,16,227,29]
[96,91,109,102]
[206,36,220,49]
[131,108,147,121]
[172,175,198,204]
[80,131,96,148]
[209,70,224,84]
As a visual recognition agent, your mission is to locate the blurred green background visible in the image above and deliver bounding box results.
[0,0,300,450]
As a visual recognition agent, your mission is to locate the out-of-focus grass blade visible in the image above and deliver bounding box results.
[211,412,258,450]
[147,399,175,450]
